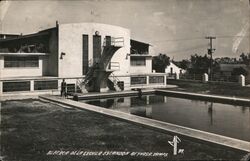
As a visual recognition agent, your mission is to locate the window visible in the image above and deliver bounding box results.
[3,81,30,92]
[4,56,39,68]
[130,57,146,66]
[66,83,78,93]
[34,80,58,90]
[131,76,147,85]
[149,76,164,84]
[82,34,89,75]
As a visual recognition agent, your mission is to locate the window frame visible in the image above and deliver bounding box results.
[131,76,147,85]
[149,76,164,84]
[130,57,146,66]
[4,56,39,68]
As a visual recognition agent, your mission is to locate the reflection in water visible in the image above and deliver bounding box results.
[241,106,247,113]
[208,102,213,125]
[83,95,250,141]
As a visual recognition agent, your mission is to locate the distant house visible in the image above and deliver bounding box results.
[165,62,186,75]
[212,63,250,83]
[218,64,247,76]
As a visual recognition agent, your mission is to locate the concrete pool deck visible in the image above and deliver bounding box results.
[71,88,250,106]
[156,89,250,106]
[40,94,250,152]
[72,89,155,100]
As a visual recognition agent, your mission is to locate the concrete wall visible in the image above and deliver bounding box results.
[0,55,43,78]
[58,23,131,78]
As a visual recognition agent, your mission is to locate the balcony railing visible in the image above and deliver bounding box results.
[103,37,124,47]
[107,62,120,71]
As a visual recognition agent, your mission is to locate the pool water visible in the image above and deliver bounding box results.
[83,95,250,141]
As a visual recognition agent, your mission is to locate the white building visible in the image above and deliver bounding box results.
[0,22,167,95]
[165,62,186,75]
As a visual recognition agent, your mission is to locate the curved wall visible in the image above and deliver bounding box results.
[58,23,131,78]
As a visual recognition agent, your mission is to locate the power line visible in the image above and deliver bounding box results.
[216,35,250,39]
[150,37,204,43]
[150,35,249,43]
[159,44,208,54]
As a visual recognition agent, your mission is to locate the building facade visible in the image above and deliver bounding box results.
[165,62,186,75]
[0,22,167,95]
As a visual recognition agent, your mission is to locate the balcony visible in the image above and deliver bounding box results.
[103,37,124,47]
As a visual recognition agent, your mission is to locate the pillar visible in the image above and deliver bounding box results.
[0,81,2,95]
[146,75,149,85]
[239,75,245,86]
[175,73,179,80]
[30,80,34,91]
[202,73,208,83]
[164,75,167,85]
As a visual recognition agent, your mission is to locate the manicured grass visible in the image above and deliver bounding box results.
[167,80,250,99]
[0,99,248,161]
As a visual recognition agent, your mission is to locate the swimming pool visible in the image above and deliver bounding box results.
[83,94,250,141]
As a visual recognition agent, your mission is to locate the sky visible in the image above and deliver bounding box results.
[0,0,249,60]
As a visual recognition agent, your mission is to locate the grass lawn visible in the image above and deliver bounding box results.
[0,99,248,161]
[167,80,250,99]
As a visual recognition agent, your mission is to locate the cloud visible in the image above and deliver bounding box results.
[232,21,249,54]
[0,1,11,21]
[153,11,164,16]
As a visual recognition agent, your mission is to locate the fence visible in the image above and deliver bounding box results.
[168,73,249,85]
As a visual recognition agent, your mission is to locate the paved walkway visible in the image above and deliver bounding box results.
[40,95,250,152]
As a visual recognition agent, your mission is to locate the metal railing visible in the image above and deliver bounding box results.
[103,37,124,47]
[107,62,120,71]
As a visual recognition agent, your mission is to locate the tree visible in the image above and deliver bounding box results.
[179,59,190,70]
[152,53,170,73]
[188,54,211,74]
[231,67,248,76]
[240,53,250,66]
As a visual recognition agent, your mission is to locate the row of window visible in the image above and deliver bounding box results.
[34,80,58,90]
[4,56,39,68]
[2,77,164,92]
[130,76,164,85]
[130,57,146,66]
[3,81,31,92]
[3,56,147,68]
[3,80,58,92]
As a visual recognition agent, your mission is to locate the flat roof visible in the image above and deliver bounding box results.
[0,27,56,43]
[130,54,152,57]
[131,39,152,46]
[0,53,49,56]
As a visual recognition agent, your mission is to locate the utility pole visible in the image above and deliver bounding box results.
[205,36,216,80]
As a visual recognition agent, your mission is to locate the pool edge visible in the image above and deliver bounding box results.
[39,94,250,153]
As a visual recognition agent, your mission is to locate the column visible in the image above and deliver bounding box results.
[30,80,34,91]
[0,81,2,95]
[202,73,208,83]
[239,75,245,86]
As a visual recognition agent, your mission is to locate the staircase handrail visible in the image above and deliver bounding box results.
[103,37,124,47]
